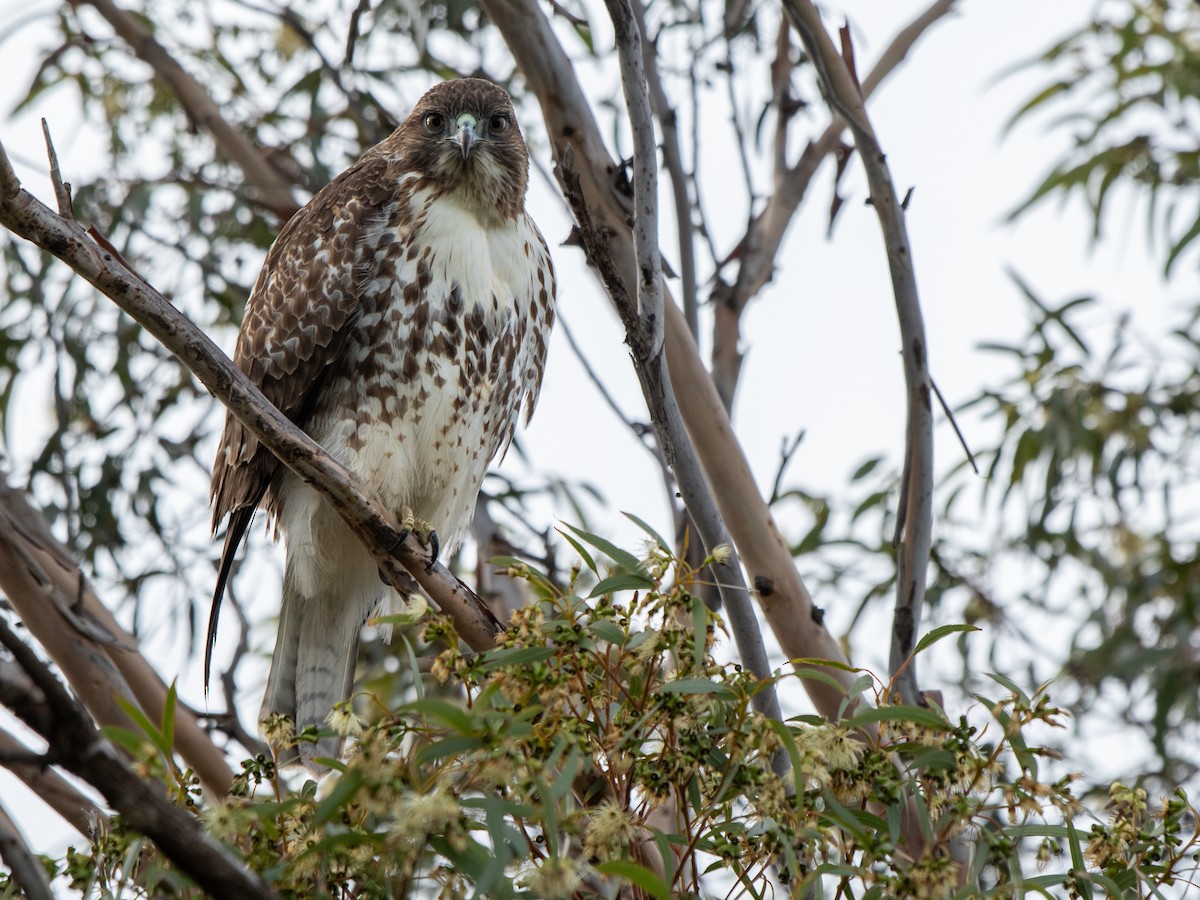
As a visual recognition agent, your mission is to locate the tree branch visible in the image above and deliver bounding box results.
[0,476,235,796]
[781,2,936,704]
[595,0,784,734]
[631,0,699,338]
[482,0,863,722]
[711,0,959,408]
[0,802,53,900]
[0,726,108,837]
[0,136,505,656]
[78,0,301,218]
[0,618,279,900]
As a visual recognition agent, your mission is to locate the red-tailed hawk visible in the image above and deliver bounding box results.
[207,79,555,765]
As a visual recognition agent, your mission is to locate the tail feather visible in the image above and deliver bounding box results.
[261,568,366,770]
[206,506,255,695]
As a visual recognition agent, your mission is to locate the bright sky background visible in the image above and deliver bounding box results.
[0,0,1187,863]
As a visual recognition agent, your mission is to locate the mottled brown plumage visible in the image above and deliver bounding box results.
[208,79,555,766]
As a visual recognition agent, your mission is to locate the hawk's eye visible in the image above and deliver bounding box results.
[489,114,509,133]
[424,112,445,132]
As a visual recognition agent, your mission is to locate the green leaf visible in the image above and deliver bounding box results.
[313,769,364,826]
[115,696,168,756]
[622,510,671,552]
[844,704,950,731]
[562,523,644,573]
[556,528,598,576]
[399,698,477,733]
[160,680,177,756]
[588,573,654,598]
[659,678,736,699]
[479,646,557,669]
[912,624,979,656]
[1065,819,1093,900]
[588,620,627,645]
[592,861,672,899]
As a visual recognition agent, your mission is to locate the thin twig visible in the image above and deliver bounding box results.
[769,429,807,505]
[932,376,978,474]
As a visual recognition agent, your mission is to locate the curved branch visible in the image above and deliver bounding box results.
[781,1,935,704]
[711,0,960,407]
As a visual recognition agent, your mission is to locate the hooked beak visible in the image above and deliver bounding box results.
[456,117,477,161]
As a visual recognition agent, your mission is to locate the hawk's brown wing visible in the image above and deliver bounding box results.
[206,153,394,684]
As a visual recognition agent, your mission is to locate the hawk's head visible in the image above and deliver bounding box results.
[393,78,530,222]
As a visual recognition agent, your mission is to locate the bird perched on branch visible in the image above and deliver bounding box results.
[207,78,556,767]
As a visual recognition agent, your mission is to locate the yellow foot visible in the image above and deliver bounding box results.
[398,506,441,566]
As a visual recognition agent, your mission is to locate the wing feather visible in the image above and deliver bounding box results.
[205,152,397,690]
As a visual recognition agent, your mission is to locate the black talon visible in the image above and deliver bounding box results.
[426,530,441,570]
[386,526,411,555]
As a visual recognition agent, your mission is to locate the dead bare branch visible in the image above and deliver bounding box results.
[711,0,960,407]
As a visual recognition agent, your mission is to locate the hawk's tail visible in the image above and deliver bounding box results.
[261,568,362,770]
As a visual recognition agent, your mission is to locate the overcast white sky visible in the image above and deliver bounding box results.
[0,0,1189,861]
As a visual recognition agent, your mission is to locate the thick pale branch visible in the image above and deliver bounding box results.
[782,0,936,703]
[482,0,860,720]
[0,803,53,900]
[0,477,234,796]
[0,139,504,655]
[79,0,300,218]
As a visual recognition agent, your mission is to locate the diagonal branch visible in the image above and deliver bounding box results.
[0,135,504,656]
[0,802,53,900]
[591,0,783,734]
[781,1,936,704]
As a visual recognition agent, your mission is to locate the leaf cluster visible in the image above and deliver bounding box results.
[1007,0,1200,273]
[31,538,1199,898]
